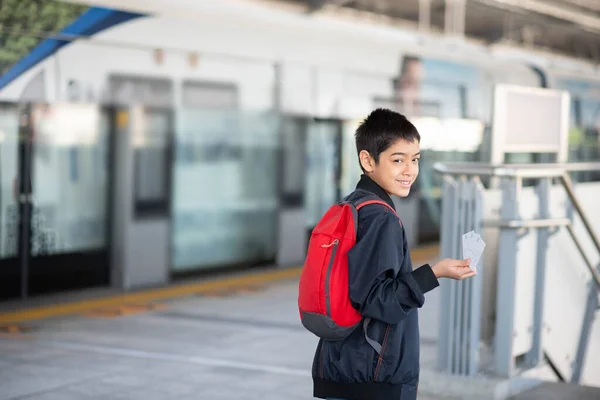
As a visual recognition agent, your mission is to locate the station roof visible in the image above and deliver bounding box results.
[288,0,600,63]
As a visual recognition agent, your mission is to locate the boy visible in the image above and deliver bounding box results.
[312,109,475,400]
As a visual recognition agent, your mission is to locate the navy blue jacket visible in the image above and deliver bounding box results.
[312,175,439,400]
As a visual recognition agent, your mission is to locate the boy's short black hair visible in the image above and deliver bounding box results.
[355,108,420,170]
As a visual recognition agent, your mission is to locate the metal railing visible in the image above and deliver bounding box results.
[433,161,600,178]
[434,161,600,288]
[433,161,600,379]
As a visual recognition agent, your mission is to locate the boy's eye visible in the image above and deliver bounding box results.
[413,158,420,163]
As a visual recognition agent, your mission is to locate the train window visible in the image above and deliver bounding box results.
[304,119,341,230]
[171,109,279,272]
[419,82,465,118]
[0,104,20,259]
[108,75,173,108]
[133,109,172,217]
[280,117,307,207]
[573,97,600,182]
[556,79,600,182]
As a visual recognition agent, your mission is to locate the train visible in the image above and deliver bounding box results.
[0,0,599,294]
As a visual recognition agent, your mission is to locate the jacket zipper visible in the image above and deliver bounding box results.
[319,341,325,379]
[373,324,391,381]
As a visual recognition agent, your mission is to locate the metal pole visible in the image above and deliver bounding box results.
[438,176,457,373]
[451,178,461,373]
[494,176,521,376]
[571,280,599,383]
[468,177,484,375]
[460,177,472,374]
[527,177,550,367]
[452,178,465,373]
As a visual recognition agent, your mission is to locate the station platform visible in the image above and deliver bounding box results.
[1,246,599,400]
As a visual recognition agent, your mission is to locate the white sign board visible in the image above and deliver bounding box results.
[491,84,570,164]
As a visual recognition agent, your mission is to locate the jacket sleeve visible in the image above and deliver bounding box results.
[347,211,439,325]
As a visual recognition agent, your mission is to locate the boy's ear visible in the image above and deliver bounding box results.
[359,150,375,173]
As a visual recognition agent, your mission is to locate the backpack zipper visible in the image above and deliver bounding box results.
[373,324,391,381]
[322,239,339,318]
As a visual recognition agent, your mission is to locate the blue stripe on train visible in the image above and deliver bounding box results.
[0,7,145,91]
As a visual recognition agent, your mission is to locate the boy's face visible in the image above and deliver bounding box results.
[359,138,420,197]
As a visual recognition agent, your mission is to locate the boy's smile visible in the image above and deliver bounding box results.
[359,138,420,198]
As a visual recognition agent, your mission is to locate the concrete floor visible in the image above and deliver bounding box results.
[1,269,599,400]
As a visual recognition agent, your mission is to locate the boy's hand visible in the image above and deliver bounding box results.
[431,258,476,280]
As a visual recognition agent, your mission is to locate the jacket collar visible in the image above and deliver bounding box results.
[356,174,396,211]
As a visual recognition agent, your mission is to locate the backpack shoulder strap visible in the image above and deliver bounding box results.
[350,189,398,216]
[355,199,397,216]
[350,196,401,355]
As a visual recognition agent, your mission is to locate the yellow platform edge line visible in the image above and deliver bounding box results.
[0,244,440,325]
[0,267,302,325]
[410,243,440,261]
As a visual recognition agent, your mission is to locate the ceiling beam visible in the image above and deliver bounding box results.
[473,0,600,34]
[305,0,328,12]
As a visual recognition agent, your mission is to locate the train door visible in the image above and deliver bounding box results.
[276,116,307,267]
[110,106,173,290]
[276,116,342,266]
[0,102,21,300]
[304,118,342,240]
[0,102,112,300]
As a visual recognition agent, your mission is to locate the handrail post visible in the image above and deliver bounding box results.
[571,277,599,383]
[438,176,458,373]
[526,177,550,367]
[436,175,485,376]
[468,176,484,375]
[494,176,521,377]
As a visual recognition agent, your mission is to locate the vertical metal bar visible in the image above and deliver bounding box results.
[460,178,472,374]
[494,177,521,377]
[468,177,485,375]
[451,272,458,369]
[527,177,550,367]
[273,63,282,112]
[459,85,468,119]
[450,178,461,373]
[438,176,458,373]
[454,177,466,373]
[438,176,454,372]
[571,279,599,383]
[467,178,477,374]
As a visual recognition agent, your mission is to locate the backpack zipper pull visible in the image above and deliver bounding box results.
[321,239,339,248]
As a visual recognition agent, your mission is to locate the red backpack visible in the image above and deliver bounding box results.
[298,196,398,341]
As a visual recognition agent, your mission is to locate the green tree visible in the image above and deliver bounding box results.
[0,0,87,75]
